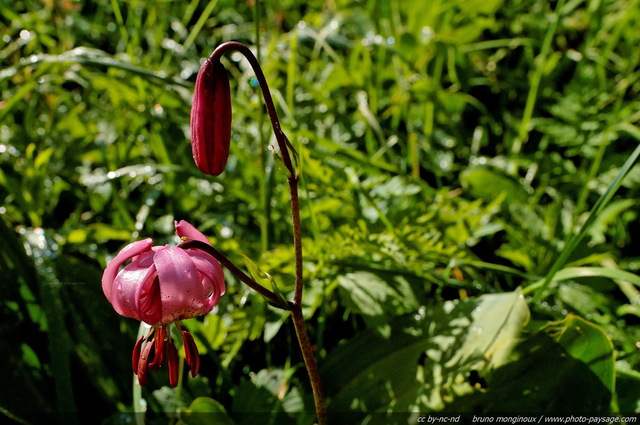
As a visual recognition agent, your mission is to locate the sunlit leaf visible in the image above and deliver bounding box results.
[323,290,530,413]
[460,167,529,204]
[544,315,615,393]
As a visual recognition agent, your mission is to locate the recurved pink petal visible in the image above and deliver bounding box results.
[109,250,157,322]
[154,247,210,323]
[136,274,162,325]
[175,220,211,245]
[102,238,153,301]
[187,249,225,299]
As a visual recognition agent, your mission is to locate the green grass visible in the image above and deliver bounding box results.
[1,0,640,423]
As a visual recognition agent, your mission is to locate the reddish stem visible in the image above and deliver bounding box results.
[200,42,326,425]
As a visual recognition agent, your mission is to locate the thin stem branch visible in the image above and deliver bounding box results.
[290,173,326,424]
[289,177,304,305]
[179,239,292,310]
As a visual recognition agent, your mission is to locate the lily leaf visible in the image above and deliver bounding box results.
[544,314,615,393]
[240,254,288,307]
[322,289,530,413]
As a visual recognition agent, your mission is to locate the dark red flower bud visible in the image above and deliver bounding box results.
[190,59,232,177]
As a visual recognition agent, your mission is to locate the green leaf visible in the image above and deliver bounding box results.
[337,272,397,317]
[460,166,529,204]
[179,397,236,425]
[616,361,640,412]
[544,315,615,393]
[531,141,640,302]
[240,255,288,307]
[531,266,640,289]
[447,331,612,413]
[589,199,637,243]
[322,290,530,413]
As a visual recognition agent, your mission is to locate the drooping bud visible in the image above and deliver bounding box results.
[190,58,232,177]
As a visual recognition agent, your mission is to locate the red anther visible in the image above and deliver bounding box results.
[181,330,192,366]
[190,59,232,177]
[182,331,200,377]
[137,339,154,387]
[148,326,166,371]
[131,336,144,373]
[167,342,179,388]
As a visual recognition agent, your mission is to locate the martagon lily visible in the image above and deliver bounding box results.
[184,42,326,425]
[101,220,225,387]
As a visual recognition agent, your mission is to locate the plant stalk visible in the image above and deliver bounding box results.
[291,303,327,425]
[209,41,297,177]
[288,174,327,424]
[205,41,326,423]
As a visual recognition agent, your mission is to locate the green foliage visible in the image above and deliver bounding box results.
[1,0,640,423]
[322,290,530,415]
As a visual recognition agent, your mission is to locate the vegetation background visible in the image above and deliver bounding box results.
[1,0,639,424]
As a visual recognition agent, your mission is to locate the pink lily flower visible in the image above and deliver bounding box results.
[101,220,225,387]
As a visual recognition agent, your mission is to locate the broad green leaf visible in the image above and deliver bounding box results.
[557,283,612,323]
[616,361,640,412]
[66,229,87,244]
[33,147,54,170]
[337,272,397,316]
[179,397,236,425]
[447,331,612,413]
[460,166,529,204]
[451,289,530,368]
[88,223,132,241]
[322,290,529,413]
[544,315,615,393]
[20,343,41,369]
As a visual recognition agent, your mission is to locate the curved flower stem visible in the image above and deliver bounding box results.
[203,41,327,424]
[179,239,292,310]
[209,41,298,179]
